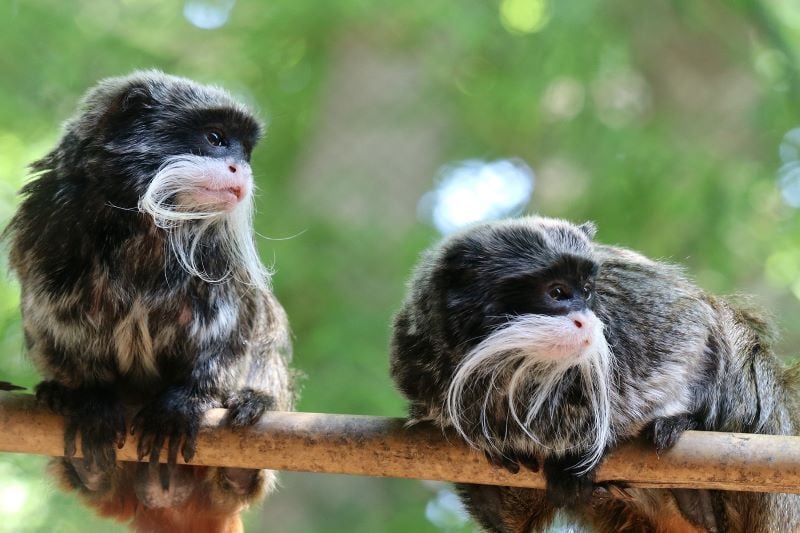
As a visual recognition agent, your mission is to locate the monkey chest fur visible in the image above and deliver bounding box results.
[20,275,244,389]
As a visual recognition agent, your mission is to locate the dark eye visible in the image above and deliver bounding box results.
[206,130,225,147]
[583,284,593,299]
[548,284,570,301]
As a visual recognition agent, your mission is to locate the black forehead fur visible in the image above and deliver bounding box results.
[71,69,263,144]
[437,217,597,287]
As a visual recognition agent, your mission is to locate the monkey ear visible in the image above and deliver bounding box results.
[119,84,155,113]
[89,83,156,142]
[578,221,597,240]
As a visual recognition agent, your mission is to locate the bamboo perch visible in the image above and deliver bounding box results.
[1,392,800,493]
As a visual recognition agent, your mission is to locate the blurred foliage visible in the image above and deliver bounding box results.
[0,0,799,531]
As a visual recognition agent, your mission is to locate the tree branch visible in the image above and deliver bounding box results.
[1,392,799,493]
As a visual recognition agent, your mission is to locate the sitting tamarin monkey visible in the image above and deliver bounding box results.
[5,70,294,532]
[390,216,800,532]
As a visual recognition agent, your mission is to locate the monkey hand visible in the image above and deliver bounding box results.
[644,413,696,453]
[483,449,540,475]
[35,381,126,471]
[223,388,275,427]
[131,388,213,490]
[542,453,596,508]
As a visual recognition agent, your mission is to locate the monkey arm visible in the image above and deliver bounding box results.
[222,293,294,425]
[130,338,236,489]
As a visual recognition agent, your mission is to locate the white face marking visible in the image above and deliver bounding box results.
[138,154,270,289]
[445,310,612,472]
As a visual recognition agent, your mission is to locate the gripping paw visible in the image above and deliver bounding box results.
[483,450,540,475]
[644,413,696,453]
[36,381,126,472]
[35,380,75,414]
[131,390,206,490]
[543,454,596,508]
[224,388,275,427]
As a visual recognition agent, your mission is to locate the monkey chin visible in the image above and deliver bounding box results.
[445,310,612,471]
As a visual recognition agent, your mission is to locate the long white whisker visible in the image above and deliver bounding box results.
[443,312,613,473]
[138,155,270,289]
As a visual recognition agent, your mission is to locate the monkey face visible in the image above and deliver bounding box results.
[53,71,268,287]
[62,71,262,207]
[430,218,612,468]
[435,218,599,352]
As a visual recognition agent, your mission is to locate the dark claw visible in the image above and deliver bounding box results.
[132,392,206,489]
[501,456,520,474]
[182,423,198,463]
[64,419,79,459]
[35,381,73,414]
[36,382,124,472]
[224,389,275,427]
[645,414,696,453]
[149,433,165,470]
[483,450,539,475]
[167,431,182,473]
[518,454,540,473]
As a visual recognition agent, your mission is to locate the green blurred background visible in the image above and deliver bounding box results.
[1,0,799,531]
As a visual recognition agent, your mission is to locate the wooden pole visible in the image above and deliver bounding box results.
[1,392,800,493]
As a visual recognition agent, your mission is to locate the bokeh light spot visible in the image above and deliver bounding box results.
[183,0,235,30]
[425,489,470,530]
[765,249,800,286]
[499,0,550,34]
[779,127,800,164]
[419,159,535,235]
[778,128,800,208]
[0,482,28,515]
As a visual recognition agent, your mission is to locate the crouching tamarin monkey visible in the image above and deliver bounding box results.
[4,70,295,532]
[390,216,800,532]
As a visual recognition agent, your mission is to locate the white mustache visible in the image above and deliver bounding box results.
[444,310,612,473]
[138,155,269,289]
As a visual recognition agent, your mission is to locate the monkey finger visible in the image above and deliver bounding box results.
[158,463,171,492]
[115,412,127,449]
[130,412,144,436]
[483,450,505,470]
[137,433,153,462]
[518,455,540,472]
[167,431,182,473]
[501,456,521,475]
[148,433,166,475]
[63,419,79,459]
[181,424,198,463]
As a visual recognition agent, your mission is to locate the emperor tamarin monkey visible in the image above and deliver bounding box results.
[390,216,800,532]
[4,71,294,532]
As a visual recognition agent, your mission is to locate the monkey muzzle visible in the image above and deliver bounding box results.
[184,159,253,212]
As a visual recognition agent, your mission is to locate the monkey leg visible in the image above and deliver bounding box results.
[49,459,137,523]
[456,484,556,533]
[588,487,711,533]
[206,466,275,511]
[134,462,197,509]
[131,467,275,533]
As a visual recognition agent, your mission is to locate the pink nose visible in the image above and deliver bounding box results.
[228,185,243,200]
